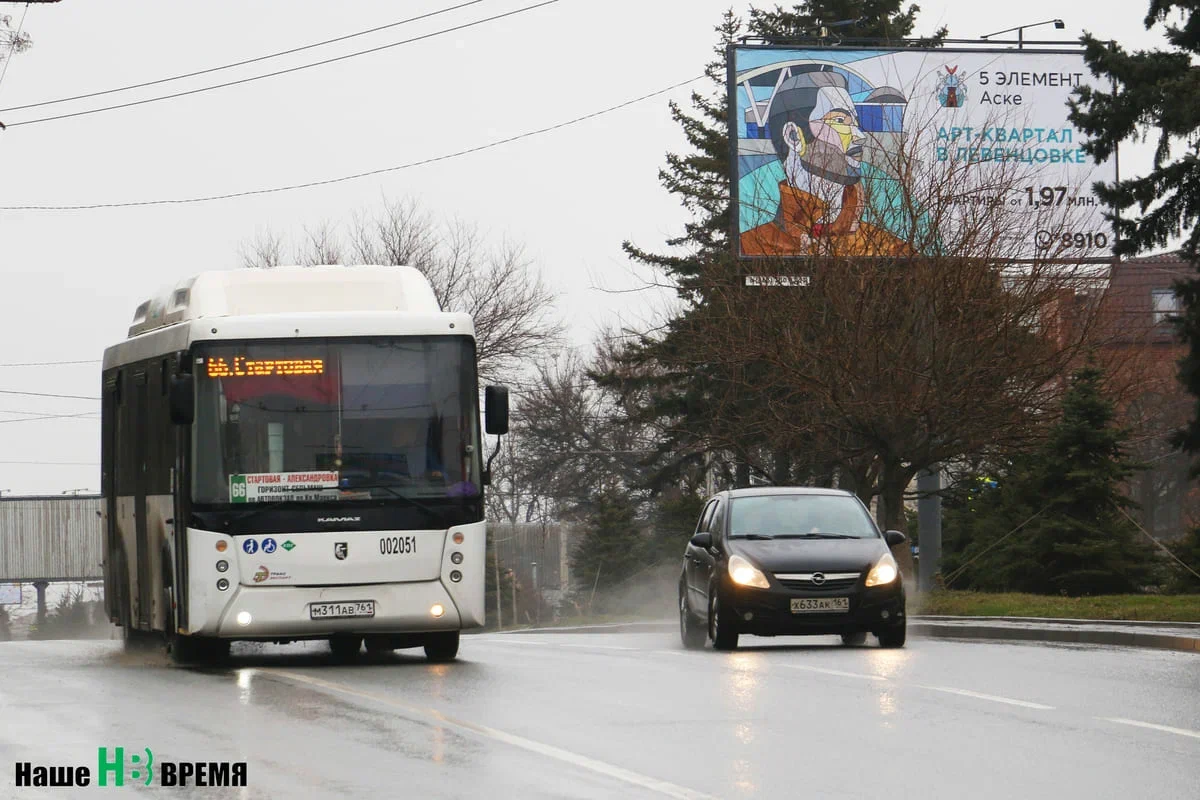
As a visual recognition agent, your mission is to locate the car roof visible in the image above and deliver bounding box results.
[720,486,854,499]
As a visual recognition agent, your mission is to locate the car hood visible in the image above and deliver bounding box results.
[729,537,889,574]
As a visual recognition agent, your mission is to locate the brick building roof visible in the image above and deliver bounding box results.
[1103,250,1194,346]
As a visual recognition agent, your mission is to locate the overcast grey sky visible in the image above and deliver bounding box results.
[0,0,1170,494]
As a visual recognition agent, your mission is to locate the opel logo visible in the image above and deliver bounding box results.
[811,572,826,585]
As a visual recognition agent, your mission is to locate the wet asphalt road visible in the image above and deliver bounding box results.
[0,631,1197,799]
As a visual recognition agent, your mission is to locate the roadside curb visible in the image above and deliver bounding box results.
[909,619,1200,653]
[913,614,1200,631]
[496,618,1200,652]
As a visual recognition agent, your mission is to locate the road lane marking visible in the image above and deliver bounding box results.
[917,686,1054,710]
[1101,717,1200,740]
[480,638,1063,713]
[257,669,718,800]
[557,643,637,651]
[781,664,887,681]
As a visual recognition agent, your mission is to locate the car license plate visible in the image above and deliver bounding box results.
[791,597,849,614]
[309,601,375,620]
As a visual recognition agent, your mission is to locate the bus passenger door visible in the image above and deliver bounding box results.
[134,372,152,629]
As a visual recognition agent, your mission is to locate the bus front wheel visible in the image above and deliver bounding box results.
[163,584,228,665]
[424,631,459,662]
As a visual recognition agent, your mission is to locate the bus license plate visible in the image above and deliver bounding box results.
[791,597,849,614]
[310,601,375,620]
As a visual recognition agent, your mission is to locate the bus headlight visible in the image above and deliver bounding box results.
[216,578,230,591]
[450,570,462,583]
[450,552,463,565]
[430,604,445,618]
[216,560,229,573]
[865,553,899,587]
[236,611,252,626]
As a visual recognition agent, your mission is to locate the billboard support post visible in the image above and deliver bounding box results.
[917,468,942,591]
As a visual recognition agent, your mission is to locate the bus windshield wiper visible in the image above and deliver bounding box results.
[221,486,442,525]
[735,533,775,540]
[224,500,313,525]
[344,483,442,522]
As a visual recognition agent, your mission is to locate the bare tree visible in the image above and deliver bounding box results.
[238,228,287,269]
[675,116,1121,549]
[239,196,564,382]
[296,222,344,266]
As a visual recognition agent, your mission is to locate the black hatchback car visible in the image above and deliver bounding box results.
[678,487,908,650]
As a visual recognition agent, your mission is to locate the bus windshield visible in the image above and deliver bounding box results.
[191,337,481,506]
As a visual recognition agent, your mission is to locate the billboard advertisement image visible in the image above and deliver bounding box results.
[731,46,1119,260]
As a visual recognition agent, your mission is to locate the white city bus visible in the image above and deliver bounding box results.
[101,266,508,663]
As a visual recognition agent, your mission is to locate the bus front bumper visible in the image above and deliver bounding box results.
[205,580,465,639]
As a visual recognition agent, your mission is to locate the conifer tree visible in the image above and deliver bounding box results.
[947,367,1159,594]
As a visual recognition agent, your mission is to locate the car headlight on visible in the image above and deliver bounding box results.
[728,554,770,589]
[865,553,899,587]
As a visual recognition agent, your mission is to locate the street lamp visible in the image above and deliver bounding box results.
[980,18,1065,49]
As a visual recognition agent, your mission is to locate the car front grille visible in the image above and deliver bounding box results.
[774,572,861,591]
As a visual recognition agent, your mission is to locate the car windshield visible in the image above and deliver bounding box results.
[190,337,481,505]
[729,494,879,539]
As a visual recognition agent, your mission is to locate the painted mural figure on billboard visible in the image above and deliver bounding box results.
[739,71,914,258]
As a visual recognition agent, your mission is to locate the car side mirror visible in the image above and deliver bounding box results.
[690,532,713,549]
[168,374,194,425]
[884,530,907,548]
[485,385,509,435]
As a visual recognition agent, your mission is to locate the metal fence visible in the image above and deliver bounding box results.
[490,522,568,594]
[0,496,104,582]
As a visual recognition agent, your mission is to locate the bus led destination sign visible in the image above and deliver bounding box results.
[205,357,325,378]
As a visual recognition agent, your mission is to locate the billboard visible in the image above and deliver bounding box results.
[730,46,1118,260]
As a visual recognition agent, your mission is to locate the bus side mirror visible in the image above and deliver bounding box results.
[169,374,194,425]
[485,385,509,435]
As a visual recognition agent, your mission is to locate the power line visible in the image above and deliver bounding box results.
[0,410,99,424]
[0,0,488,113]
[0,389,99,400]
[0,0,560,129]
[0,359,100,367]
[0,407,97,416]
[0,75,703,211]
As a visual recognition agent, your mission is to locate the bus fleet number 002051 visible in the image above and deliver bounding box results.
[380,535,417,556]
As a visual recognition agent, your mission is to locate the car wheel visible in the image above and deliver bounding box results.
[679,588,706,650]
[841,631,867,647]
[709,591,739,651]
[424,631,460,662]
[328,635,363,662]
[877,621,906,649]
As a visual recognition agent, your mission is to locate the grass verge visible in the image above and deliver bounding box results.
[913,591,1200,623]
